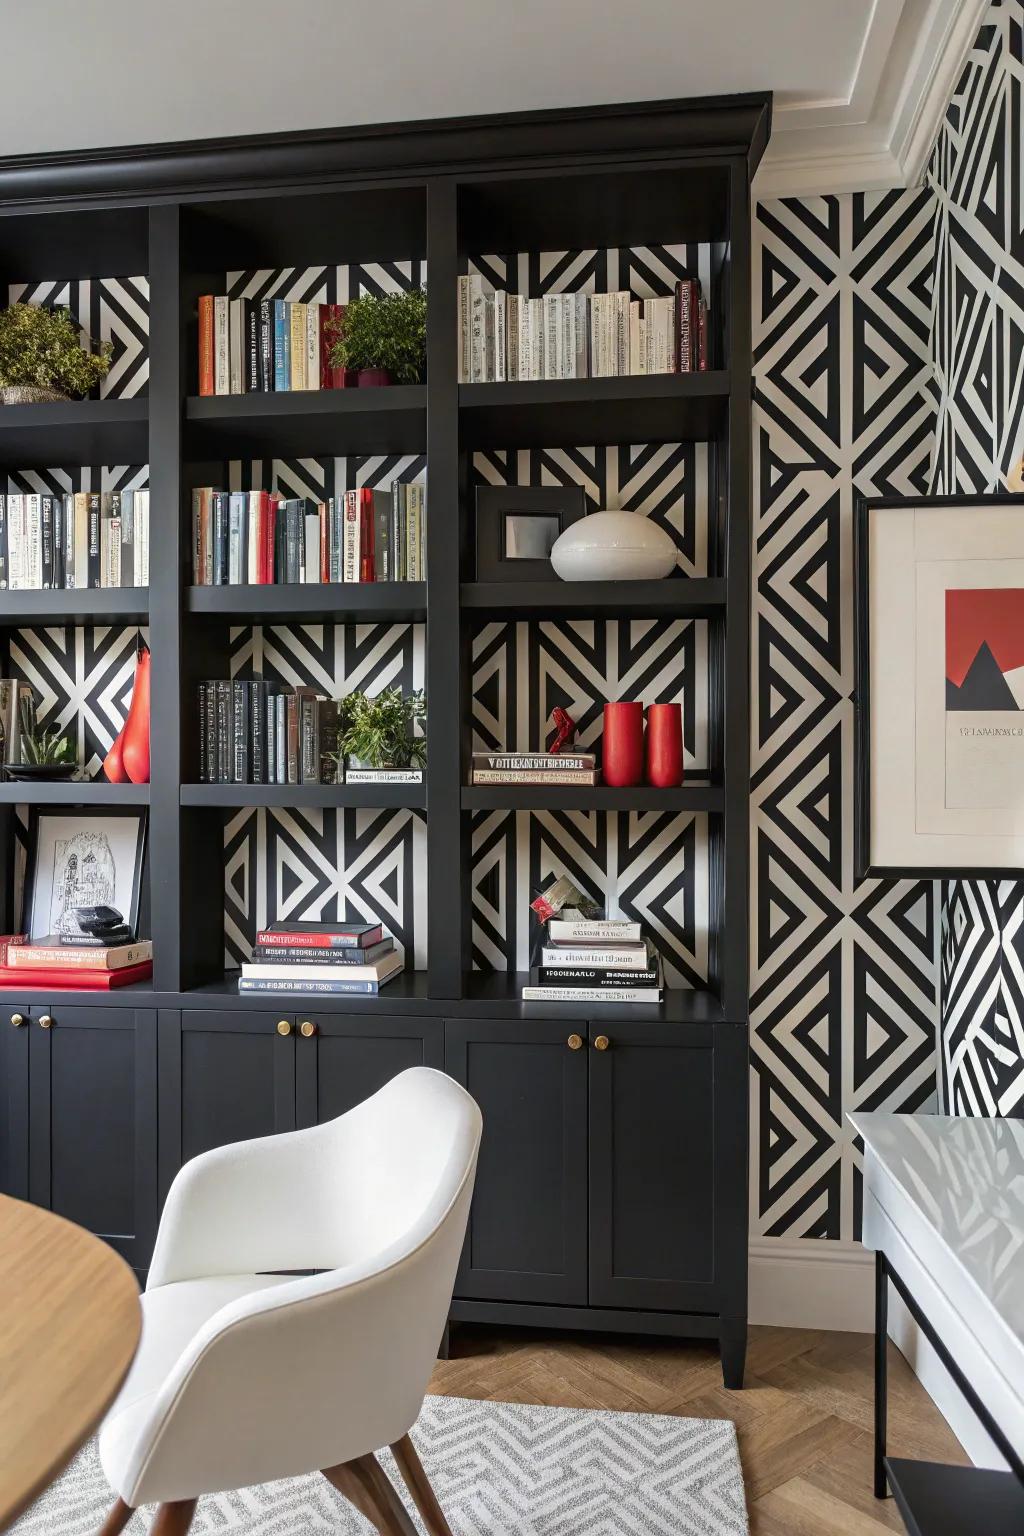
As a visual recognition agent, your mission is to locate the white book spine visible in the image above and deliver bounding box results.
[521,987,661,1004]
[214,296,230,394]
[407,485,422,581]
[247,494,260,584]
[7,496,23,590]
[26,494,42,589]
[506,293,520,382]
[561,294,574,379]
[342,492,360,582]
[638,316,648,374]
[493,289,507,383]
[543,294,559,381]
[136,490,149,586]
[108,517,122,587]
[228,297,244,394]
[541,944,649,968]
[616,292,629,376]
[74,493,89,586]
[306,303,321,391]
[575,291,588,377]
[629,300,641,375]
[483,293,495,382]
[469,274,485,383]
[457,276,471,383]
[304,512,320,582]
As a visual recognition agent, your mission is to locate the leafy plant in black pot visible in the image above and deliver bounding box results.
[328,289,427,387]
[7,716,78,781]
[340,688,426,770]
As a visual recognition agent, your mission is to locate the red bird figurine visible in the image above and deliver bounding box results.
[547,706,577,754]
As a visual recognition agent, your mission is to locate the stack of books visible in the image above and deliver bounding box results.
[471,751,597,786]
[457,278,707,382]
[191,484,424,585]
[522,911,663,1004]
[199,681,341,785]
[1,490,149,590]
[238,920,404,996]
[198,296,346,395]
[0,932,153,990]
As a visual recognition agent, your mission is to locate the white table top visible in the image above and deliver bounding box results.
[851,1111,1024,1356]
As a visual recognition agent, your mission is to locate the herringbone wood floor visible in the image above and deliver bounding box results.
[430,1324,968,1534]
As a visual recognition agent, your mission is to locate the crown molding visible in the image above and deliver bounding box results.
[755,0,988,199]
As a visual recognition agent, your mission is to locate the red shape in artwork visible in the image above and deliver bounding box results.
[945,587,1024,686]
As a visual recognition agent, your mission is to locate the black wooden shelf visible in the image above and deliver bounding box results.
[463,971,727,1024]
[184,386,426,457]
[0,397,148,468]
[462,784,722,812]
[181,783,425,809]
[461,578,726,619]
[187,581,426,624]
[190,969,433,1010]
[0,781,149,805]
[0,587,149,627]
[885,1458,1024,1536]
[458,373,729,448]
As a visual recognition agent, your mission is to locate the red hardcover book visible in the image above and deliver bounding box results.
[359,487,375,582]
[258,493,278,584]
[0,960,153,990]
[697,295,708,371]
[0,935,26,966]
[321,303,346,388]
[256,924,383,948]
[198,295,215,396]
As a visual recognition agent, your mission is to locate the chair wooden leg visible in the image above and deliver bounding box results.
[323,1454,417,1535]
[148,1500,197,1536]
[389,1434,454,1536]
[97,1498,134,1536]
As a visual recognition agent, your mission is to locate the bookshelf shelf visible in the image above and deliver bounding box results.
[180,783,425,810]
[462,971,727,1024]
[0,397,149,469]
[184,386,427,457]
[460,578,725,620]
[187,581,426,624]
[461,784,722,812]
[458,372,729,449]
[0,781,150,805]
[0,588,150,627]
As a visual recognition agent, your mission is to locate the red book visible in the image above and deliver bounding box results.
[256,924,383,948]
[258,492,278,584]
[0,935,26,967]
[359,487,375,582]
[321,303,346,389]
[198,295,215,396]
[0,960,153,990]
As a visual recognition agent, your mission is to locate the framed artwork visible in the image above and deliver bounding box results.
[475,484,586,582]
[855,494,1024,877]
[24,808,147,940]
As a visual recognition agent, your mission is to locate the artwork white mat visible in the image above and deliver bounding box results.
[26,812,145,940]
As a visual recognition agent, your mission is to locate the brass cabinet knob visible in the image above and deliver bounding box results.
[39,1015,54,1030]
[593,1034,610,1051]
[10,1013,24,1027]
[300,1020,317,1038]
[276,1019,293,1036]
[567,1032,584,1051]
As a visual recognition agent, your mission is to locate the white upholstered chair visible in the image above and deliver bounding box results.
[96,1067,482,1536]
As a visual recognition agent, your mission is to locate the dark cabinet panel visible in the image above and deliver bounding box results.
[295,1014,443,1127]
[588,1024,718,1312]
[0,1001,30,1200]
[446,1018,588,1305]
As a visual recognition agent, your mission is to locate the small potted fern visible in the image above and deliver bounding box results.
[6,708,78,781]
[340,688,426,778]
[0,303,112,404]
[328,289,427,387]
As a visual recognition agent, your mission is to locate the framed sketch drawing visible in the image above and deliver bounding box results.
[855,494,1024,876]
[24,808,147,940]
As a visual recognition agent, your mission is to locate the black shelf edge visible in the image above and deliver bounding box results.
[0,397,149,469]
[0,781,149,805]
[458,372,730,448]
[885,1458,1024,1536]
[181,783,426,810]
[187,582,426,624]
[463,972,726,1024]
[184,386,427,456]
[0,588,150,627]
[462,784,721,812]
[187,970,432,1010]
[461,578,726,619]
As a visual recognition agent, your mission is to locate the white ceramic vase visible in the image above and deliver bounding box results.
[550,510,677,581]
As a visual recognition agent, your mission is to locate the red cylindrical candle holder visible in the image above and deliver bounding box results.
[602,701,645,787]
[645,703,684,787]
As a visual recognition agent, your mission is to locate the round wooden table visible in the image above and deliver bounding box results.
[0,1195,141,1531]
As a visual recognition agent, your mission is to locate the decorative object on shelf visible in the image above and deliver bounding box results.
[24,807,147,942]
[103,643,150,785]
[547,705,577,754]
[0,302,112,403]
[602,701,645,787]
[4,719,78,782]
[327,288,427,386]
[475,484,586,582]
[645,703,684,788]
[550,509,677,582]
[855,494,1024,875]
[340,687,426,774]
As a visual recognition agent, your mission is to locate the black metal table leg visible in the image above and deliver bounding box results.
[875,1250,889,1499]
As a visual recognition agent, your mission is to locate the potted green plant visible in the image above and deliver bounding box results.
[328,289,427,387]
[340,688,426,771]
[6,717,78,781]
[0,303,112,404]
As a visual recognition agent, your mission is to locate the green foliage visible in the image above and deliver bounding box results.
[339,687,426,769]
[328,289,427,384]
[18,721,76,768]
[0,303,112,397]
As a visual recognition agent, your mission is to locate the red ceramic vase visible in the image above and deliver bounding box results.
[602,701,644,787]
[102,725,128,783]
[645,702,684,787]
[121,645,151,785]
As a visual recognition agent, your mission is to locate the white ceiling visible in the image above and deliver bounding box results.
[2,0,986,195]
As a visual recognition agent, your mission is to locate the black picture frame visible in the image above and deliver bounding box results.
[23,807,149,941]
[475,484,587,582]
[854,492,1024,880]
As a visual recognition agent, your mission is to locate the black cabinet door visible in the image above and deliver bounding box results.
[588,1021,721,1312]
[295,1013,443,1128]
[158,1010,296,1202]
[25,1005,158,1272]
[446,1018,588,1305]
[0,1000,31,1200]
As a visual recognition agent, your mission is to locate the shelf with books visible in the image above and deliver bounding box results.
[0,781,150,805]
[0,587,150,627]
[187,581,426,624]
[457,372,729,449]
[184,386,427,457]
[460,577,725,620]
[0,397,149,470]
[461,784,722,813]
[462,970,727,1025]
[180,783,426,810]
[187,967,432,1010]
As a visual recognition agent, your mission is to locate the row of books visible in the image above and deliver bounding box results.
[524,910,663,1004]
[237,920,403,995]
[191,485,425,586]
[0,932,153,990]
[456,278,708,382]
[0,491,150,591]
[471,751,597,785]
[198,296,346,396]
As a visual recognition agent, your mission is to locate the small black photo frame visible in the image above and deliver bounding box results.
[475,484,586,582]
[23,807,148,941]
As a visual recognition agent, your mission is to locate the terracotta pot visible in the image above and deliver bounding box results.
[645,703,683,787]
[356,368,392,387]
[121,646,151,785]
[602,702,644,788]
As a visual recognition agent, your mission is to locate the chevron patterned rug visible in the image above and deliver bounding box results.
[13,1394,748,1534]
